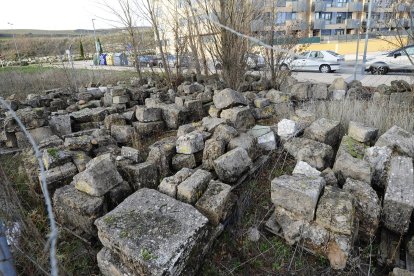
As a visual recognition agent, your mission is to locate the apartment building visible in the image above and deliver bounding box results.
[157,0,413,54]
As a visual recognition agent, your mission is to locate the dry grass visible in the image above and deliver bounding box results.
[302,98,414,135]
[0,65,139,100]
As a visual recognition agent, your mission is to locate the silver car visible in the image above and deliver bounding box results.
[280,53,341,73]
[366,45,414,75]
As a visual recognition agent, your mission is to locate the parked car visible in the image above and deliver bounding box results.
[280,52,341,73]
[158,55,190,68]
[365,45,414,75]
[137,55,159,67]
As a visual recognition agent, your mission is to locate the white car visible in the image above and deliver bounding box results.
[365,45,414,75]
[280,50,342,73]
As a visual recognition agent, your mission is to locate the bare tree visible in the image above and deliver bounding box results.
[135,0,172,87]
[197,0,257,89]
[99,0,143,79]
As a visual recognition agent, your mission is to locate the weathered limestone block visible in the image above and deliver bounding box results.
[176,131,205,154]
[227,133,259,160]
[364,146,392,188]
[42,148,72,170]
[110,125,134,144]
[133,121,165,136]
[332,90,346,100]
[97,247,134,276]
[315,186,356,236]
[334,135,371,184]
[213,147,252,183]
[212,124,238,143]
[71,107,108,123]
[213,88,248,110]
[311,83,329,100]
[104,114,126,130]
[220,106,255,131]
[303,118,341,147]
[328,78,348,92]
[195,180,232,226]
[172,154,197,171]
[177,169,213,204]
[64,135,92,151]
[135,107,162,122]
[177,123,197,137]
[277,119,301,139]
[95,189,211,275]
[71,151,91,172]
[147,136,176,178]
[160,104,188,129]
[42,162,78,193]
[121,162,159,191]
[375,125,414,157]
[112,95,129,104]
[284,138,334,170]
[383,156,414,234]
[266,89,290,103]
[292,161,321,177]
[254,98,270,108]
[321,168,338,187]
[54,184,107,237]
[252,105,275,120]
[108,181,132,209]
[121,146,143,163]
[343,178,380,241]
[271,174,325,221]
[348,121,378,144]
[158,168,194,198]
[201,117,226,132]
[290,82,311,101]
[74,156,123,197]
[247,125,277,151]
[202,139,226,171]
[49,115,72,136]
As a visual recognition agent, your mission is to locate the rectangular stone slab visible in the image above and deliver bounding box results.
[383,156,414,234]
[95,188,210,275]
[271,174,325,221]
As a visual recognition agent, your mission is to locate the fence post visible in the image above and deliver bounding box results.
[0,219,17,276]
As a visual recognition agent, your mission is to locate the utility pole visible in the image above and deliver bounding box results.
[360,0,374,75]
[7,22,21,64]
[353,22,361,80]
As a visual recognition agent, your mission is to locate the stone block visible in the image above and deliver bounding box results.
[177,169,213,204]
[54,184,107,237]
[15,126,53,148]
[201,117,226,132]
[133,121,165,136]
[74,156,123,197]
[266,89,290,103]
[343,178,380,241]
[110,125,134,144]
[247,125,277,151]
[292,161,321,177]
[49,115,72,136]
[64,135,92,151]
[121,146,143,163]
[212,124,238,143]
[41,162,78,194]
[213,88,248,110]
[112,95,129,104]
[104,114,126,130]
[121,162,159,191]
[383,156,414,234]
[332,90,346,100]
[284,138,334,170]
[348,121,378,144]
[158,168,194,198]
[202,139,226,171]
[303,118,341,147]
[277,119,301,139]
[290,82,311,101]
[364,146,392,189]
[220,106,255,131]
[213,147,252,183]
[42,148,72,170]
[271,174,325,221]
[176,131,204,154]
[147,137,176,178]
[95,188,210,275]
[254,98,270,108]
[375,125,414,157]
[315,186,356,236]
[135,107,162,122]
[251,105,275,120]
[195,180,232,226]
[172,154,197,171]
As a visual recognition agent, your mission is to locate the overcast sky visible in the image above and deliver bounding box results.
[0,0,147,30]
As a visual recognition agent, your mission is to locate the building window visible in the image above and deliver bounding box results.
[321,29,332,35]
[337,0,348,7]
[317,12,332,20]
[275,12,287,25]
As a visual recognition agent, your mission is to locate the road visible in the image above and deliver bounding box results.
[53,60,413,87]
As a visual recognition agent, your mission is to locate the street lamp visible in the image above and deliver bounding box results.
[360,0,374,75]
[92,19,99,58]
[7,22,21,64]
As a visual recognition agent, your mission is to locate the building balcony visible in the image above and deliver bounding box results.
[290,19,309,30]
[292,0,309,12]
[313,19,326,29]
[348,2,363,12]
[346,19,360,29]
[314,1,327,12]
